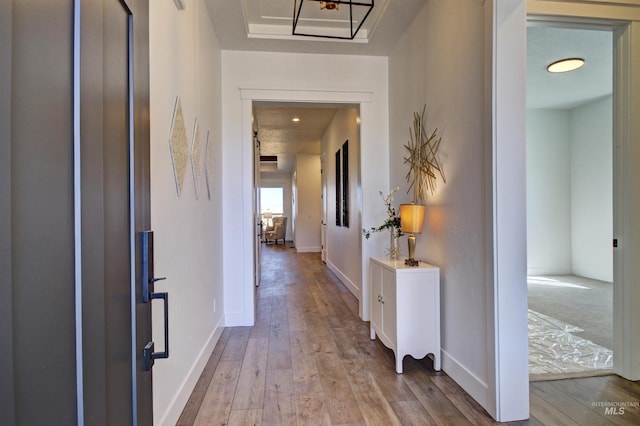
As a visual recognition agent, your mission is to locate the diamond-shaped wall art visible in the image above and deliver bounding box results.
[190,118,204,199]
[169,97,188,196]
[204,131,214,200]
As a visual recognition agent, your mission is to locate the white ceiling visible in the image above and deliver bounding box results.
[527,26,612,109]
[202,2,613,170]
[254,103,344,172]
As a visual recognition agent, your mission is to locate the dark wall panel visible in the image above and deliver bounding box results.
[0,0,15,423]
[4,0,152,423]
[10,1,77,424]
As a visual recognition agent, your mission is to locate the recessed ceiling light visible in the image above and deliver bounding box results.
[547,58,585,73]
[292,117,301,123]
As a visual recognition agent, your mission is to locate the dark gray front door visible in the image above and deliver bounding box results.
[80,0,153,424]
[1,0,151,424]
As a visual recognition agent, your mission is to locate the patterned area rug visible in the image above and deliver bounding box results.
[528,309,613,381]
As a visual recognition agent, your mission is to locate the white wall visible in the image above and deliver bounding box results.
[221,51,389,325]
[389,0,529,420]
[323,108,362,296]
[527,109,572,275]
[571,95,613,281]
[149,1,223,425]
[389,0,490,409]
[293,154,322,252]
[526,96,613,282]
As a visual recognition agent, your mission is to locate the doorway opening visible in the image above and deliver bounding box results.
[238,87,375,326]
[253,101,360,250]
[526,24,614,379]
[260,187,285,241]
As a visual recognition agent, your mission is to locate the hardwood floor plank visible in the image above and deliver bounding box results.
[548,377,640,425]
[287,303,308,332]
[343,358,402,425]
[271,294,289,314]
[220,326,251,363]
[315,353,365,424]
[269,317,289,339]
[301,325,339,355]
[267,336,293,371]
[305,315,332,336]
[232,337,269,410]
[429,371,499,425]
[177,327,231,426]
[366,356,419,403]
[526,416,548,426]
[290,334,324,395]
[250,320,272,339]
[256,295,273,318]
[531,381,615,425]
[251,297,273,339]
[402,367,472,425]
[596,374,640,401]
[391,400,438,425]
[529,391,582,426]
[227,408,263,425]
[370,337,401,372]
[309,287,331,317]
[262,369,296,425]
[331,328,368,360]
[295,393,333,426]
[193,360,241,426]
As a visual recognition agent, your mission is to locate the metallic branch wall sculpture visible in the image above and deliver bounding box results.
[403,105,446,203]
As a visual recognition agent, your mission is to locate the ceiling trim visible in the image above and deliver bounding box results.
[528,0,640,21]
[528,14,628,30]
[240,87,373,103]
[238,0,390,43]
[247,26,370,43]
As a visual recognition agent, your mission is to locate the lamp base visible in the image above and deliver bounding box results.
[405,234,419,266]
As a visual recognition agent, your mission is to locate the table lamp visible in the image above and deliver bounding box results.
[400,203,426,266]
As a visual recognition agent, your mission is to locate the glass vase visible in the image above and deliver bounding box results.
[388,230,400,260]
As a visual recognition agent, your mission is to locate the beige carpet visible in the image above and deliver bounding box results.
[527,275,612,349]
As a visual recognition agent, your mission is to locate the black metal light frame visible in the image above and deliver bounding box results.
[292,0,374,40]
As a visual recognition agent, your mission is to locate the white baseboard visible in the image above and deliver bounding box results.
[157,321,224,426]
[326,260,359,299]
[295,246,322,253]
[441,349,490,414]
[526,266,571,276]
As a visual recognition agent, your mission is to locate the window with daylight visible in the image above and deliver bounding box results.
[260,187,284,217]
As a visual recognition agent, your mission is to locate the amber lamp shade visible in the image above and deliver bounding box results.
[400,203,426,266]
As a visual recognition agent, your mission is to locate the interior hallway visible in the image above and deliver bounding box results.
[178,245,640,425]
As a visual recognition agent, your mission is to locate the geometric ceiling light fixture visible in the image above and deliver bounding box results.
[547,57,585,73]
[293,0,374,40]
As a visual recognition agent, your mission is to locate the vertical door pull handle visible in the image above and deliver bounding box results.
[143,291,169,371]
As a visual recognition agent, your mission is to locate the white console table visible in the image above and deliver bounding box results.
[369,257,441,373]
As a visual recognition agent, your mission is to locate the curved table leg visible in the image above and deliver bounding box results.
[395,352,403,374]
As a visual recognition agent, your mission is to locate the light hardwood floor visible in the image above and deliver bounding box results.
[178,244,640,425]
